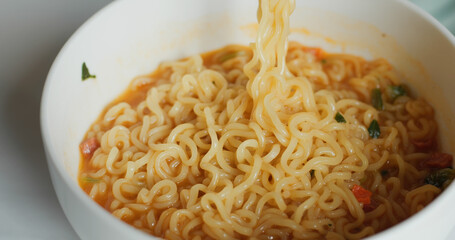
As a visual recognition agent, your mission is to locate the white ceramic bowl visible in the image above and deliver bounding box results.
[41,0,455,239]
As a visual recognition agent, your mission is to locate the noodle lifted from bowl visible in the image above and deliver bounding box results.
[79,0,451,239]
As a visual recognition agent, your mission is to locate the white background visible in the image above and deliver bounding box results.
[0,0,453,239]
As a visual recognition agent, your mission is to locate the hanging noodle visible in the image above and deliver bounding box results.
[78,0,452,239]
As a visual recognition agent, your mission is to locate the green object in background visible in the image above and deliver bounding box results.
[412,0,455,34]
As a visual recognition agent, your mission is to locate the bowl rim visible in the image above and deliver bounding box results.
[364,1,455,238]
[40,0,155,239]
[40,0,455,239]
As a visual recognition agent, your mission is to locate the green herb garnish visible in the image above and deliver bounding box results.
[81,176,100,183]
[335,112,346,123]
[368,120,380,139]
[82,62,96,81]
[219,51,246,63]
[425,168,455,189]
[388,85,406,101]
[371,88,383,110]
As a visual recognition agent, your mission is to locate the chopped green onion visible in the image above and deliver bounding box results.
[371,88,383,110]
[388,85,406,101]
[335,112,346,123]
[368,120,380,139]
[219,51,246,62]
[82,62,96,81]
[81,176,100,183]
[425,168,455,189]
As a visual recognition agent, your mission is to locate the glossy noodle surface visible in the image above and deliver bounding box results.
[78,0,453,239]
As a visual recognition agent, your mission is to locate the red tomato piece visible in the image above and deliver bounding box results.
[80,137,100,159]
[352,184,372,205]
[411,138,434,149]
[424,153,453,169]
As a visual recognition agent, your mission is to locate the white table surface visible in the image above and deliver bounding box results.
[0,1,454,240]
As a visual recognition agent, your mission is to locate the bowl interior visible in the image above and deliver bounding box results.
[41,0,455,239]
